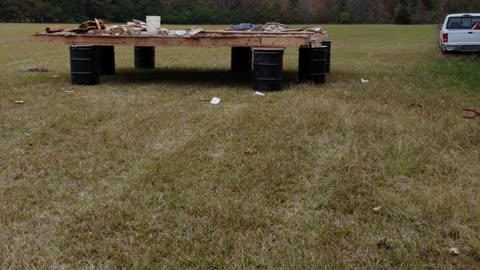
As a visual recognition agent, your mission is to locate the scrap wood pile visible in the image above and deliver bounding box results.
[227,22,323,33]
[42,19,326,38]
[46,19,107,34]
[43,19,201,37]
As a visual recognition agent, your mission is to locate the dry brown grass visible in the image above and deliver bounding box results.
[1,24,480,268]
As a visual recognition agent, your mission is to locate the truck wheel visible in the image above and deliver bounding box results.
[440,45,448,54]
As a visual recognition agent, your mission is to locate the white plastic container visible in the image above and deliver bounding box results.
[146,16,161,34]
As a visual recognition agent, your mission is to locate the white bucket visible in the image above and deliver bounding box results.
[146,16,161,34]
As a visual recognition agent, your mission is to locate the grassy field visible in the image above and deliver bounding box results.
[1,23,480,268]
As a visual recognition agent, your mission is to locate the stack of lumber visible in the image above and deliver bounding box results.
[70,19,107,33]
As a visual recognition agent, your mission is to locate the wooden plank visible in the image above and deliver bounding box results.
[32,33,311,48]
[261,37,305,47]
[200,34,311,38]
[202,30,316,35]
[252,47,285,51]
[187,28,204,37]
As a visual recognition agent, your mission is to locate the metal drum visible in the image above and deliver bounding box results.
[134,46,155,69]
[298,46,327,84]
[321,40,332,73]
[231,47,252,71]
[70,46,99,85]
[95,46,115,75]
[253,49,284,91]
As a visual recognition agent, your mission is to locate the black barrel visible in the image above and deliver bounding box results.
[95,46,115,75]
[231,47,252,71]
[309,46,327,84]
[70,46,99,85]
[134,46,155,69]
[298,47,309,83]
[298,46,327,84]
[321,40,332,73]
[253,49,284,91]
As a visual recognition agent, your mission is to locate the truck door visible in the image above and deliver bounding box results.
[472,17,480,43]
[446,17,475,44]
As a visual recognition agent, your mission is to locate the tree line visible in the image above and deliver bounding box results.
[1,0,480,24]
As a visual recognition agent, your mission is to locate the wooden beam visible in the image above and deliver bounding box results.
[32,34,311,48]
[187,28,204,37]
[202,30,320,35]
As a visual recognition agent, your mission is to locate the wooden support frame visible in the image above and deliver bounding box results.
[252,47,285,91]
[32,31,327,48]
[95,46,115,75]
[32,31,331,90]
[231,47,252,71]
[134,46,155,69]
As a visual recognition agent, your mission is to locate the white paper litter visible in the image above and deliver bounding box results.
[210,97,221,105]
[361,78,369,84]
[448,247,460,256]
[14,100,24,104]
[175,30,187,36]
[254,91,265,96]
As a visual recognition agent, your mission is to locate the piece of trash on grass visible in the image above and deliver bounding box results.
[377,238,393,250]
[254,91,265,96]
[27,67,50,73]
[14,100,24,104]
[64,91,74,94]
[244,149,257,155]
[51,75,60,78]
[210,97,221,105]
[361,78,369,84]
[463,108,480,119]
[373,206,381,213]
[448,247,460,256]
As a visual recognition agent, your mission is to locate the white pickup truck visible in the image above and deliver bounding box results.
[439,14,480,53]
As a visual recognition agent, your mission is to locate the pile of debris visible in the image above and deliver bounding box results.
[227,22,323,33]
[107,20,144,36]
[44,18,199,37]
[45,18,107,34]
[43,18,324,37]
[71,19,107,33]
[109,19,164,36]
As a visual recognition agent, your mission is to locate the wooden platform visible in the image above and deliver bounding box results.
[32,30,328,48]
[31,29,332,90]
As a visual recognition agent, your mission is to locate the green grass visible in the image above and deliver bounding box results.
[1,23,480,268]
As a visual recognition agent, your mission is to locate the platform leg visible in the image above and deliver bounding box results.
[95,46,115,75]
[298,46,327,85]
[70,45,99,85]
[134,46,155,69]
[321,40,332,73]
[231,47,252,71]
[298,47,309,83]
[252,48,284,91]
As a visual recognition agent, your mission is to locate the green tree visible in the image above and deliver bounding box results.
[395,0,412,24]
